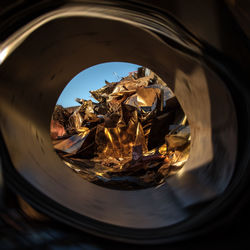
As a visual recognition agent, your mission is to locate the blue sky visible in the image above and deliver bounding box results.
[57,62,140,107]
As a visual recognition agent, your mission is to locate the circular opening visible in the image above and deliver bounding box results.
[50,62,190,190]
[0,3,238,233]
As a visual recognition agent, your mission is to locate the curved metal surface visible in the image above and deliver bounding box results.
[0,3,202,65]
[0,0,237,235]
